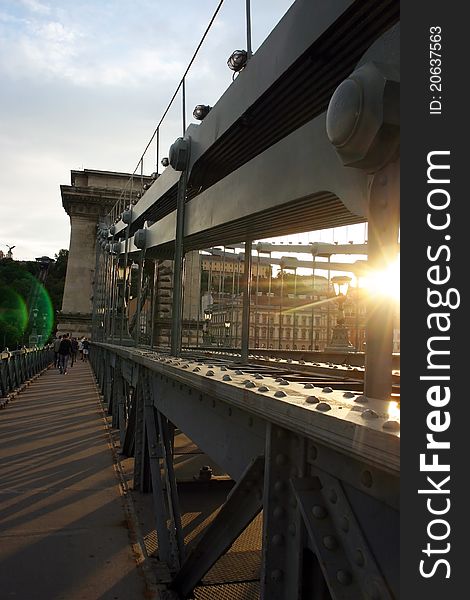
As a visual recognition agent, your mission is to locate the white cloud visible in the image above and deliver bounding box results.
[18,0,51,14]
[0,0,295,260]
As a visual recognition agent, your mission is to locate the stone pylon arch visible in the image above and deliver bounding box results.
[58,169,152,338]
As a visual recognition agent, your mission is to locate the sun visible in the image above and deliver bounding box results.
[361,255,400,303]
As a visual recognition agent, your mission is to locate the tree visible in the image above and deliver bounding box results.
[0,250,68,350]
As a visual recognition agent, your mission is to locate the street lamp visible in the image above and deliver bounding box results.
[203,310,212,345]
[224,320,231,346]
[325,275,354,352]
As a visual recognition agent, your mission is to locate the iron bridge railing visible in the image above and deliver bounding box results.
[0,346,54,408]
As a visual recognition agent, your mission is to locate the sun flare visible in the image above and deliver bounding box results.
[361,256,400,303]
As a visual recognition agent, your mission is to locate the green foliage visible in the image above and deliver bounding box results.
[0,251,68,350]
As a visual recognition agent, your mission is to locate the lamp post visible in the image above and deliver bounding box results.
[29,307,39,347]
[325,275,354,352]
[203,309,212,346]
[224,320,231,346]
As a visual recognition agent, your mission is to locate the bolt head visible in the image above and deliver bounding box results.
[272,534,284,546]
[336,570,352,586]
[270,569,283,583]
[312,505,327,519]
[327,62,400,173]
[323,535,338,550]
[169,137,190,171]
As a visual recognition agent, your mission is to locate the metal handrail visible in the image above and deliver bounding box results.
[0,345,54,407]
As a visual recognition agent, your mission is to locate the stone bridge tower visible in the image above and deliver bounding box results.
[58,169,150,338]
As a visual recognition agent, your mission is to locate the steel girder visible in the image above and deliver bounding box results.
[107,0,399,257]
[91,343,399,598]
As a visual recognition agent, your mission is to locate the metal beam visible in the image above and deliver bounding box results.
[171,456,264,597]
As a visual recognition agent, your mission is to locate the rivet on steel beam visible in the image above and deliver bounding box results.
[361,470,373,488]
[272,534,284,546]
[193,367,201,372]
[279,380,289,386]
[323,535,339,551]
[306,395,320,404]
[205,370,215,376]
[197,465,213,481]
[274,480,287,493]
[337,570,352,586]
[322,386,333,393]
[309,445,318,460]
[354,395,368,403]
[361,409,379,419]
[316,402,332,411]
[275,454,288,466]
[254,374,264,379]
[274,390,287,398]
[235,370,244,375]
[220,366,227,371]
[354,549,365,567]
[328,489,338,504]
[304,383,315,389]
[271,569,283,583]
[369,583,381,600]
[312,505,328,519]
[383,420,400,431]
[273,506,286,520]
[222,374,232,381]
[343,391,355,398]
[258,385,269,392]
[245,381,256,388]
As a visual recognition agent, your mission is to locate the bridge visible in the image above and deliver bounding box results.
[2,1,400,598]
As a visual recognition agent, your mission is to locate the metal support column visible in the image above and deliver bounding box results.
[364,161,400,401]
[171,171,188,356]
[133,249,145,346]
[241,239,252,362]
[120,209,132,344]
[261,424,306,600]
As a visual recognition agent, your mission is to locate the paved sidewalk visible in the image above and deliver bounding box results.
[0,359,148,600]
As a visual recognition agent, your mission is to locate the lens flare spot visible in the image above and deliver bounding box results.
[0,286,28,346]
[362,256,400,303]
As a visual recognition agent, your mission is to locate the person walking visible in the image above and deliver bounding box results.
[58,333,72,374]
[82,338,90,362]
[78,338,84,360]
[70,337,79,366]
[53,335,62,368]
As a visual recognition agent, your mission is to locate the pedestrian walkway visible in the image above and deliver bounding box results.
[0,359,148,600]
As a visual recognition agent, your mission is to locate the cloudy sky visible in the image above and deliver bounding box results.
[0,0,300,261]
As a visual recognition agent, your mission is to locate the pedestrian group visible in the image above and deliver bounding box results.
[53,334,90,374]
